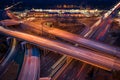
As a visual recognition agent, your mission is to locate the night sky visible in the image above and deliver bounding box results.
[0,0,119,9]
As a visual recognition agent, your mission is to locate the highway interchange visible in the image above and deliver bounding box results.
[0,2,119,80]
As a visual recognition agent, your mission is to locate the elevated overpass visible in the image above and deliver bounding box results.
[1,2,119,58]
[84,2,120,38]
[18,45,40,80]
[0,2,120,78]
[0,26,120,71]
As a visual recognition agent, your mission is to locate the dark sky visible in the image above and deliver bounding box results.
[0,0,119,9]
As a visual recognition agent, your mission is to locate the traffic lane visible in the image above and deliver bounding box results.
[42,25,120,58]
[20,21,120,58]
[6,10,20,20]
[39,77,51,80]
[80,25,90,36]
[84,2,120,37]
[41,52,61,69]
[57,60,83,80]
[96,23,111,41]
[41,53,62,77]
[18,47,40,80]
[18,53,40,80]
[57,60,75,80]
[104,2,120,19]
[90,19,112,40]
[1,38,17,66]
[26,56,40,80]
[66,61,83,80]
[0,26,120,70]
[0,19,20,27]
[0,38,17,77]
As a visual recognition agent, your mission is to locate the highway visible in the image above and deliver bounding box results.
[76,4,120,78]
[1,26,120,70]
[1,2,119,58]
[20,20,120,58]
[95,22,112,41]
[74,6,114,80]
[6,10,20,21]
[19,2,120,57]
[57,60,83,80]
[41,51,62,77]
[84,2,120,38]
[18,45,40,80]
[54,3,115,79]
[5,2,21,20]
[0,3,22,77]
[52,18,93,80]
[4,4,118,78]
[52,3,120,78]
[76,4,118,79]
[0,19,20,27]
[0,38,17,77]
[0,2,119,79]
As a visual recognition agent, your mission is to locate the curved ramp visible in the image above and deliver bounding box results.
[0,38,18,77]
